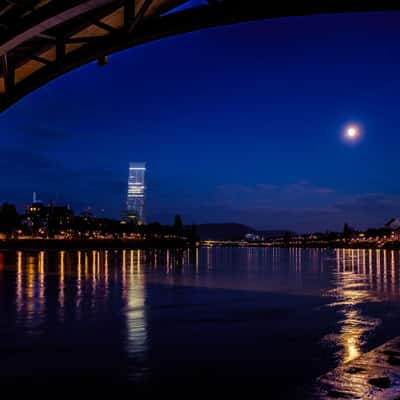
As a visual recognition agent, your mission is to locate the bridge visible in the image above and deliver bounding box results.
[1,0,400,112]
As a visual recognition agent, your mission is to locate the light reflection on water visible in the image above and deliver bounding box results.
[2,247,400,387]
[123,249,148,380]
[323,249,400,364]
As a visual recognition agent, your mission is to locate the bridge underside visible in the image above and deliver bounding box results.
[0,0,400,112]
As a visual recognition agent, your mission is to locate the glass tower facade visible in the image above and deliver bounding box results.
[127,162,146,224]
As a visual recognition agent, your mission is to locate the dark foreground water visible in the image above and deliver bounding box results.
[0,247,399,396]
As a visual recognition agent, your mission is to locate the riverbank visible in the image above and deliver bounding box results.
[0,238,196,251]
[2,238,400,251]
[201,239,400,249]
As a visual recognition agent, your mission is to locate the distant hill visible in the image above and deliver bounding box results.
[195,223,255,241]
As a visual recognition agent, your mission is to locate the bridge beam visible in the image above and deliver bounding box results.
[124,0,135,29]
[0,0,117,57]
[0,53,14,94]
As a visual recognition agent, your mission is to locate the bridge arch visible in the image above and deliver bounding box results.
[1,0,399,111]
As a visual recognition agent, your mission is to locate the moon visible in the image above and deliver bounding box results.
[347,127,357,138]
[343,124,361,143]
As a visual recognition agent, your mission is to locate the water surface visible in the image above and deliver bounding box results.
[0,247,399,396]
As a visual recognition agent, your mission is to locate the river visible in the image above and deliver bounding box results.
[0,247,399,396]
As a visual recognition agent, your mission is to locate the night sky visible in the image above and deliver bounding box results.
[2,9,400,232]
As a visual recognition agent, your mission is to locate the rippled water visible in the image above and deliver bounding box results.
[1,247,400,395]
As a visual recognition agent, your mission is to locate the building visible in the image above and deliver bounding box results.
[25,193,47,232]
[47,204,73,237]
[24,193,73,237]
[126,162,146,224]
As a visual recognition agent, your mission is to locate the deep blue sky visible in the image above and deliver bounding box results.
[2,10,400,232]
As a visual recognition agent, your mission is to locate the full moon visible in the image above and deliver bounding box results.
[347,127,357,137]
[343,125,361,142]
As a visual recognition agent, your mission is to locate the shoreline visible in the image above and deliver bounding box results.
[1,238,400,251]
[0,238,196,251]
[201,240,400,250]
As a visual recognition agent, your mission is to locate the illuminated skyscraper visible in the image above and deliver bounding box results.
[126,162,146,224]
